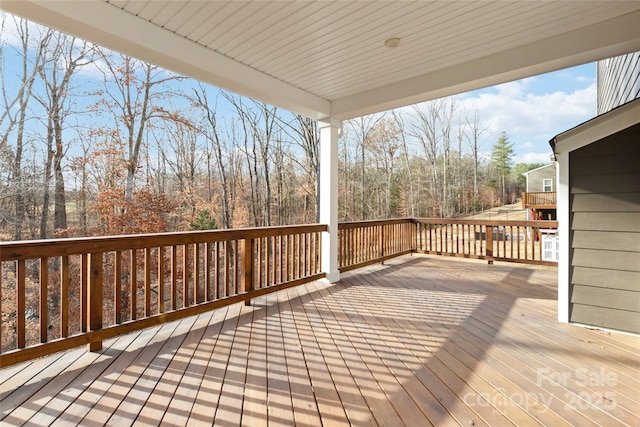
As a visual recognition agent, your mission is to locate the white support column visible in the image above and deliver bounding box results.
[556,155,570,323]
[318,118,341,283]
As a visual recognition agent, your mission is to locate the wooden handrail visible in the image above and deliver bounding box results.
[1,224,327,261]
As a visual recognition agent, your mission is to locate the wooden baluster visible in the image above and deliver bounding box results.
[232,240,241,295]
[282,235,287,282]
[502,226,506,258]
[17,259,25,349]
[183,244,190,307]
[266,237,271,287]
[114,252,122,323]
[510,226,514,260]
[87,252,103,352]
[379,225,384,260]
[40,257,48,343]
[130,250,137,321]
[317,231,322,274]
[303,233,308,278]
[158,247,165,312]
[256,238,262,288]
[287,234,294,282]
[214,242,220,298]
[171,246,178,310]
[61,255,69,337]
[194,243,200,305]
[224,241,230,296]
[144,248,151,316]
[81,254,88,332]
[292,234,297,279]
[204,242,211,301]
[313,232,318,274]
[241,238,255,306]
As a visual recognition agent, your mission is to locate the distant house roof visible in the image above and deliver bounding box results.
[521,163,556,176]
[549,97,640,154]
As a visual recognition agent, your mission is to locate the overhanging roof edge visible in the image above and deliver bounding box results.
[0,0,332,120]
[550,98,640,155]
[331,10,640,120]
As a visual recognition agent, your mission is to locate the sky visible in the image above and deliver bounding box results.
[1,11,600,168]
[456,63,597,164]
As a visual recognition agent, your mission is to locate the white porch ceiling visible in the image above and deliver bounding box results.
[3,1,640,121]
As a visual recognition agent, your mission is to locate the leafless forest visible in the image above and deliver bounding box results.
[1,15,536,242]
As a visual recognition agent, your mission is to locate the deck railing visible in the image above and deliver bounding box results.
[413,219,558,265]
[522,191,556,208]
[1,218,557,367]
[0,224,325,366]
[338,219,415,272]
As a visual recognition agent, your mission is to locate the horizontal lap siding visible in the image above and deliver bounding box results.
[569,123,640,334]
[526,166,555,192]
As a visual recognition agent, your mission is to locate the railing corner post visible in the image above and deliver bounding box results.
[241,238,255,306]
[87,252,103,352]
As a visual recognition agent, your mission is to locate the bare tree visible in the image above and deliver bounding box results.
[409,101,442,217]
[275,114,320,222]
[190,84,233,228]
[35,32,93,237]
[391,109,416,217]
[345,114,385,219]
[367,117,401,217]
[0,17,51,239]
[465,107,488,211]
[96,51,183,202]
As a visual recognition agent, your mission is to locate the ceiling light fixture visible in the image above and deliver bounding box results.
[384,37,401,48]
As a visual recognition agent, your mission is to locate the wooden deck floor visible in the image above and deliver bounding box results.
[2,255,639,426]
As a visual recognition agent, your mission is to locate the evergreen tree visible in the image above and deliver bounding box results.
[491,131,515,205]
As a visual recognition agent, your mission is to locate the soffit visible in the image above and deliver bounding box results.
[2,1,640,120]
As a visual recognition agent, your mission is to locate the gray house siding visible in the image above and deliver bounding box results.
[569,123,640,333]
[597,51,640,114]
[525,164,555,192]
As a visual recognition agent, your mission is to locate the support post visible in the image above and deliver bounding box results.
[241,238,255,305]
[87,252,103,352]
[319,118,341,283]
[486,226,494,265]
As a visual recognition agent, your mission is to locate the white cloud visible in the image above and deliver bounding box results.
[515,152,555,164]
[458,80,597,158]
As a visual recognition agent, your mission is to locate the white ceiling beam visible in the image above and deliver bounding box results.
[1,0,332,120]
[331,11,640,120]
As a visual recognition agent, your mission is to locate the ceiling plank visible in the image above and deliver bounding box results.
[331,10,640,120]
[1,0,331,120]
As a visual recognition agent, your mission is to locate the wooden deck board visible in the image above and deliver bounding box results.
[2,255,639,426]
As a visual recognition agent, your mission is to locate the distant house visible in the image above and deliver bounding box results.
[551,97,640,334]
[521,163,557,220]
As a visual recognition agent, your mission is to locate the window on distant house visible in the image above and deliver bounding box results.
[543,178,553,192]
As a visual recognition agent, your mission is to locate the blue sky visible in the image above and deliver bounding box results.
[457,63,597,164]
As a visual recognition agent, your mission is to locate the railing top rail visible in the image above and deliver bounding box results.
[338,218,414,229]
[0,223,327,261]
[411,218,558,227]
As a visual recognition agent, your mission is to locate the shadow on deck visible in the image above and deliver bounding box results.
[1,255,638,426]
